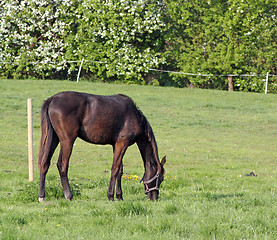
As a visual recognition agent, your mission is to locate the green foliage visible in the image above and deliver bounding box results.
[66,0,166,83]
[0,0,73,79]
[0,0,276,88]
[0,0,166,83]
[164,0,277,89]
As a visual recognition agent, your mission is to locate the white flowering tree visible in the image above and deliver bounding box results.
[66,0,166,83]
[0,0,166,82]
[0,0,73,78]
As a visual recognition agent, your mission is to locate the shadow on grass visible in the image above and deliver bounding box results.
[204,192,244,201]
[11,179,82,203]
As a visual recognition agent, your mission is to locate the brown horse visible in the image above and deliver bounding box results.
[38,91,166,202]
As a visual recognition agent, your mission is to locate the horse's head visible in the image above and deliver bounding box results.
[143,156,166,200]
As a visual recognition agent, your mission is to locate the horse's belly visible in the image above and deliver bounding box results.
[79,126,116,145]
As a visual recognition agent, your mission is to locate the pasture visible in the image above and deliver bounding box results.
[1,79,277,239]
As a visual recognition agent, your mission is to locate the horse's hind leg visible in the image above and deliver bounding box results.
[57,140,74,200]
[39,135,59,202]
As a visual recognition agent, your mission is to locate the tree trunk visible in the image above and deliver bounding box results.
[228,76,233,91]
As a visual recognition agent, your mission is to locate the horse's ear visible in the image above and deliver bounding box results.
[161,156,166,166]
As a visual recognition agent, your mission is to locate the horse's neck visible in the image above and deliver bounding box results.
[144,140,159,174]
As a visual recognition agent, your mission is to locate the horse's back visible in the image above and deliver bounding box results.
[83,93,142,144]
[47,91,131,117]
[47,91,142,145]
[48,91,87,116]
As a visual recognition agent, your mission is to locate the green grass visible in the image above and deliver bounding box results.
[1,79,277,239]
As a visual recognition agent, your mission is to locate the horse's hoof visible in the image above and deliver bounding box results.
[107,193,114,201]
[65,196,73,201]
[116,194,123,201]
[39,197,45,202]
[108,196,114,201]
[64,192,73,201]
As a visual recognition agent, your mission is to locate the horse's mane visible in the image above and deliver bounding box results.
[131,99,160,168]
[118,94,160,166]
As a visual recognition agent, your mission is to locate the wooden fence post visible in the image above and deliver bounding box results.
[228,76,233,91]
[265,72,269,94]
[28,98,34,182]
[77,58,84,83]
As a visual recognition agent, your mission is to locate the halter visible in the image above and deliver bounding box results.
[142,174,162,194]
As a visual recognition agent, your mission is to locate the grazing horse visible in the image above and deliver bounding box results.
[38,91,166,201]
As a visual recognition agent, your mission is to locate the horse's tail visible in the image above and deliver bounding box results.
[37,98,55,168]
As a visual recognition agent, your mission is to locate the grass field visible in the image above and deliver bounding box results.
[1,79,277,239]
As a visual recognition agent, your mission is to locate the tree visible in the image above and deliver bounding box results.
[0,0,74,79]
[163,0,277,91]
[0,0,275,92]
[65,0,167,83]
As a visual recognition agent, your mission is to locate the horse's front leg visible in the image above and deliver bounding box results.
[107,170,116,201]
[107,142,127,201]
[116,163,124,201]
